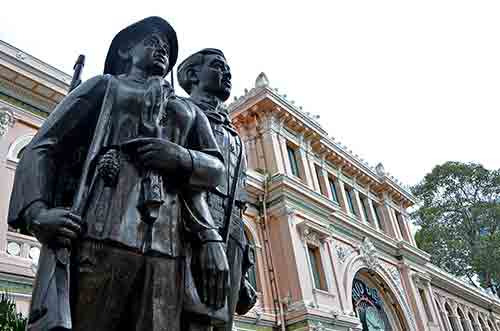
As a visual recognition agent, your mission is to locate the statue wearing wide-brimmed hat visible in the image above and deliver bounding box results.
[8,16,230,331]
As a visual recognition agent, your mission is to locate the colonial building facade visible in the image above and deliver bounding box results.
[0,39,499,331]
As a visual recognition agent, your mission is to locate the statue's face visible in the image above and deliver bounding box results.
[129,33,170,77]
[197,53,231,101]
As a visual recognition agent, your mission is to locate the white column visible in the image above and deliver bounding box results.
[381,199,400,239]
[297,136,314,188]
[278,135,292,175]
[353,190,366,223]
[317,165,332,200]
[368,200,380,231]
[336,179,350,213]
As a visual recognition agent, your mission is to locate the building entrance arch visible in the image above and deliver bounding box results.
[350,270,410,331]
[342,239,418,331]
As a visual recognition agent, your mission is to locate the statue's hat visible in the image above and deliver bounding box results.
[104,16,178,76]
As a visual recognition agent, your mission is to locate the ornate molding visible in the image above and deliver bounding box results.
[301,227,323,246]
[296,218,330,246]
[0,108,15,137]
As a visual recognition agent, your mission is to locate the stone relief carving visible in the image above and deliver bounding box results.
[0,109,15,138]
[386,265,402,286]
[334,243,353,264]
[309,321,325,331]
[359,237,379,271]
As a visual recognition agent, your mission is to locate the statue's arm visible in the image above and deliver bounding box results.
[181,107,227,241]
[8,75,108,232]
[183,106,225,190]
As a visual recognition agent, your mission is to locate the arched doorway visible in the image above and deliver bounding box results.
[244,228,258,291]
[351,270,407,330]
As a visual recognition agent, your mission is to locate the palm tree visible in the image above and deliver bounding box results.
[0,292,27,331]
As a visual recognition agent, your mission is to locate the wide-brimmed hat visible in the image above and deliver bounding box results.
[104,16,178,76]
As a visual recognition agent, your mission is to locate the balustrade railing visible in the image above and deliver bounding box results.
[5,231,40,265]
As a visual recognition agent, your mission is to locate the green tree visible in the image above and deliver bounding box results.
[0,293,27,331]
[412,162,500,291]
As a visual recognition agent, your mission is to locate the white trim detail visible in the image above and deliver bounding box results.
[7,134,34,162]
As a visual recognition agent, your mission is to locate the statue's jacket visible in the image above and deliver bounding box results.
[8,74,224,257]
[189,99,248,249]
[181,98,250,324]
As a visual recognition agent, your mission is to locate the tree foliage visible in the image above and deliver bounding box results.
[412,162,500,290]
[0,293,27,331]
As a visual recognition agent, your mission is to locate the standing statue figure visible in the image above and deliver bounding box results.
[8,17,229,331]
[178,48,257,331]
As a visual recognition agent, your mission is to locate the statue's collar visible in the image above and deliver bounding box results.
[191,97,235,130]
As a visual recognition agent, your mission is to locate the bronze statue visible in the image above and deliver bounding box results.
[8,17,229,331]
[178,48,257,331]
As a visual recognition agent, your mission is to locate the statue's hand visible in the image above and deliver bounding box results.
[131,138,190,174]
[28,208,81,248]
[198,241,229,310]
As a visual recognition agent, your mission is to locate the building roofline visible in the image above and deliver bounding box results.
[0,39,72,85]
[229,74,416,206]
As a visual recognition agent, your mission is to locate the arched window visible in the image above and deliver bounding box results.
[244,228,258,291]
[351,279,392,330]
[7,134,34,162]
[457,308,467,331]
[468,312,475,327]
[435,300,446,331]
[444,302,457,331]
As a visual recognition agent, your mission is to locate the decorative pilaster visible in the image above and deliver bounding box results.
[353,190,366,223]
[381,195,400,239]
[257,111,286,175]
[336,178,349,213]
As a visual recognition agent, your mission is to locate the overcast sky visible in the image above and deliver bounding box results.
[2,0,499,187]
